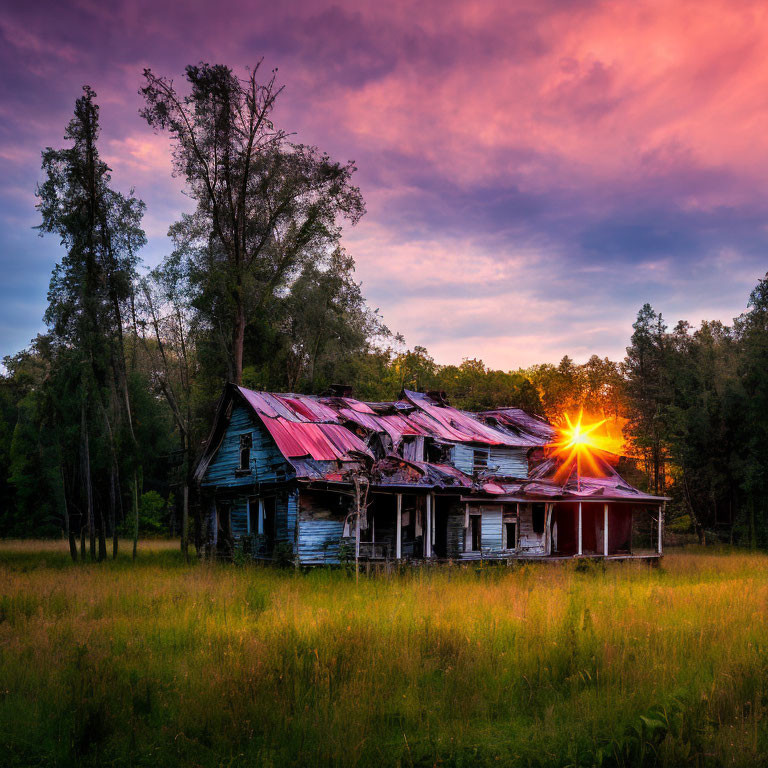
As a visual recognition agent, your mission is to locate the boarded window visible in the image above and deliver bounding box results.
[239,433,252,471]
[532,502,546,534]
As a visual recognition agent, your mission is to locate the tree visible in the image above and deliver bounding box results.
[734,274,768,547]
[280,248,388,392]
[138,254,198,559]
[140,62,365,384]
[36,85,146,560]
[436,359,543,413]
[622,304,671,495]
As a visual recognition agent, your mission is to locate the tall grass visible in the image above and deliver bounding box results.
[1,541,767,767]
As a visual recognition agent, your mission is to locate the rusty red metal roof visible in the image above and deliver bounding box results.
[232,386,661,499]
[237,387,370,462]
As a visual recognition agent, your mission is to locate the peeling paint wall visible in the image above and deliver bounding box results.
[202,404,292,488]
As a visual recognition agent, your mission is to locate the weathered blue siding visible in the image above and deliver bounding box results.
[460,503,503,558]
[481,504,503,551]
[489,447,528,478]
[446,504,465,558]
[297,490,347,564]
[451,445,527,478]
[298,518,345,563]
[277,490,298,551]
[451,444,474,474]
[202,404,292,488]
[231,498,249,537]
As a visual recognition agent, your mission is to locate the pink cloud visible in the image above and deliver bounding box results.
[2,0,768,367]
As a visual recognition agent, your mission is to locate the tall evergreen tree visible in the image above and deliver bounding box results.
[36,85,146,560]
[622,304,671,495]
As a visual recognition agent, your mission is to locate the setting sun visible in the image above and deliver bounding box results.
[551,410,613,482]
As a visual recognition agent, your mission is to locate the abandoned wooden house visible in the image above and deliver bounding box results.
[193,384,667,564]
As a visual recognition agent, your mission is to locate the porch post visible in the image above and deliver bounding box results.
[258,499,264,535]
[355,506,360,561]
[577,502,582,556]
[396,494,402,560]
[658,502,664,554]
[246,498,251,535]
[603,503,609,557]
[425,493,432,558]
[431,493,436,549]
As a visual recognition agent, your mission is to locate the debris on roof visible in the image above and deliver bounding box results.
[224,385,660,502]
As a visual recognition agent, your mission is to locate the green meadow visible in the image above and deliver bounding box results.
[1,541,766,767]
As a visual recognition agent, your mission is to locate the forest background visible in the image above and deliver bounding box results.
[2,64,767,554]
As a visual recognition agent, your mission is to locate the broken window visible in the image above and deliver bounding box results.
[473,448,489,473]
[468,515,482,551]
[425,440,451,464]
[532,502,546,534]
[503,509,517,549]
[262,497,276,542]
[248,497,259,534]
[239,433,253,471]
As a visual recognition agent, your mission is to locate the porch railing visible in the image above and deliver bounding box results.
[357,542,389,560]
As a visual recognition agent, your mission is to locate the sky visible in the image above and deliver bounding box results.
[1,0,767,370]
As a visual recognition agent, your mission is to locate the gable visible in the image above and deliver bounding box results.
[202,404,293,488]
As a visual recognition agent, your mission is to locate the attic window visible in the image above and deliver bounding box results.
[473,448,489,473]
[239,433,253,471]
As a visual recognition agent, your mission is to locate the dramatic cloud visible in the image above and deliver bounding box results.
[1,0,766,367]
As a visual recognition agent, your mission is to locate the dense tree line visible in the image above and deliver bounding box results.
[1,65,767,550]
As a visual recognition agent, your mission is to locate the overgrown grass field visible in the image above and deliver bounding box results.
[1,541,767,767]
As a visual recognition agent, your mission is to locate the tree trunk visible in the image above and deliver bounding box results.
[80,523,86,560]
[97,505,107,562]
[82,402,95,562]
[682,466,705,545]
[182,483,189,562]
[132,471,139,560]
[60,466,78,562]
[233,299,245,385]
[110,467,118,560]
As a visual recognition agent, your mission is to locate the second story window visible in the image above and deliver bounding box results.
[239,433,252,471]
[473,448,489,473]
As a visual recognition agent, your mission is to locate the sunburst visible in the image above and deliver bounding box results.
[551,409,609,486]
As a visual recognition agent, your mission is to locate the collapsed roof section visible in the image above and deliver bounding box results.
[476,407,557,447]
[480,452,668,503]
